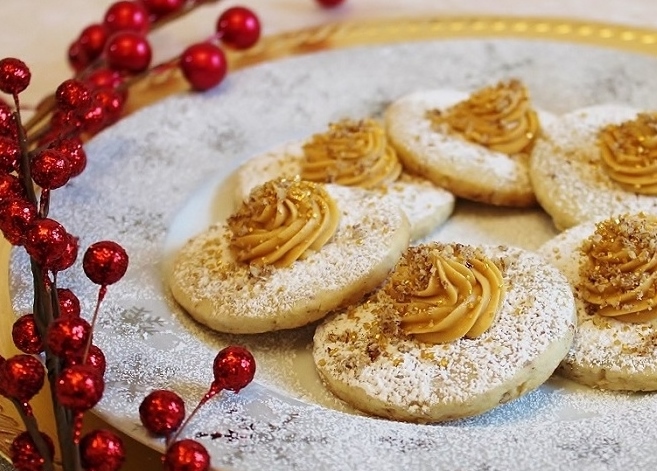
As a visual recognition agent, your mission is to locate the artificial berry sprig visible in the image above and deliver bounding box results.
[139,346,256,470]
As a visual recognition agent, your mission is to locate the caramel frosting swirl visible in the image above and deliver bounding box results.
[579,214,657,322]
[300,119,403,189]
[598,113,657,195]
[384,244,505,344]
[428,79,540,156]
[228,179,340,268]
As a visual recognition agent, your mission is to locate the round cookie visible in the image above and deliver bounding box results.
[169,183,410,334]
[384,88,555,207]
[539,216,657,391]
[530,104,657,230]
[313,243,576,423]
[233,140,455,241]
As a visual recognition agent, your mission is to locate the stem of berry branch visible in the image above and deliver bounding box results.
[10,398,55,471]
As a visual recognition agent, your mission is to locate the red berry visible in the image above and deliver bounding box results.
[0,354,45,402]
[55,364,104,411]
[212,346,256,392]
[0,135,20,173]
[55,79,92,112]
[57,288,81,317]
[48,137,87,177]
[85,68,124,91]
[0,101,17,138]
[31,149,72,190]
[105,32,152,73]
[24,218,70,267]
[163,440,210,471]
[80,429,125,471]
[0,58,31,95]
[12,314,43,355]
[316,0,346,6]
[46,316,92,359]
[83,240,129,285]
[49,108,83,138]
[139,389,185,435]
[86,87,125,132]
[68,344,107,376]
[141,0,186,19]
[78,23,110,63]
[104,1,150,34]
[49,233,79,272]
[0,174,26,201]
[216,7,261,50]
[0,197,37,246]
[68,41,90,73]
[180,43,227,92]
[10,431,55,471]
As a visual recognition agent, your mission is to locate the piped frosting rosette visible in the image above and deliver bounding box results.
[233,118,454,240]
[313,242,576,423]
[169,178,410,334]
[539,213,657,390]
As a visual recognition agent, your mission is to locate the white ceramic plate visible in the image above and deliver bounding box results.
[11,35,657,470]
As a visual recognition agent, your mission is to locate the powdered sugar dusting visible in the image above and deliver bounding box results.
[9,38,657,470]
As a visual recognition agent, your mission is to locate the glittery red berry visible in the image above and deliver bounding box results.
[0,354,45,402]
[68,344,106,376]
[316,0,346,6]
[49,108,83,138]
[55,364,104,411]
[104,1,150,34]
[49,233,79,272]
[0,197,37,246]
[0,174,26,201]
[216,7,261,50]
[10,431,54,471]
[80,429,125,471]
[57,288,81,317]
[0,135,20,173]
[83,240,129,285]
[78,23,110,63]
[180,43,227,92]
[24,218,70,267]
[139,389,185,436]
[0,58,31,95]
[48,137,87,177]
[84,87,125,133]
[0,101,18,138]
[46,316,91,359]
[55,79,92,112]
[105,32,152,74]
[141,0,185,19]
[86,68,124,91]
[68,41,89,73]
[12,314,43,355]
[212,346,256,392]
[163,440,210,471]
[31,149,73,190]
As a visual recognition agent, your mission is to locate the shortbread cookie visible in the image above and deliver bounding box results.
[530,104,657,230]
[539,213,657,391]
[385,80,554,207]
[313,243,576,423]
[169,179,410,334]
[233,119,455,241]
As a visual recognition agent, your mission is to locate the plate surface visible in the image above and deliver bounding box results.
[11,31,657,470]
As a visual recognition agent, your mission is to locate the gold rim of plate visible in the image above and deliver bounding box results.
[2,13,657,466]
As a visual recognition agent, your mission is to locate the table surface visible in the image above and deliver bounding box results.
[2,0,657,469]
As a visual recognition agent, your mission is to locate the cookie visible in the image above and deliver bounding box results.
[384,80,554,207]
[539,213,657,391]
[530,104,657,230]
[233,119,455,241]
[169,179,410,334]
[313,242,576,423]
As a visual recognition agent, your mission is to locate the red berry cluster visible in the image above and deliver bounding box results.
[139,346,256,471]
[0,57,130,471]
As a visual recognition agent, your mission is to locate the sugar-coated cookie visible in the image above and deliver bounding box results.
[385,80,554,207]
[169,179,410,334]
[530,104,657,230]
[539,213,657,391]
[313,242,576,423]
[234,120,455,241]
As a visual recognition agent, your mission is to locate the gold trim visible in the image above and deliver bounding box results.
[4,13,657,469]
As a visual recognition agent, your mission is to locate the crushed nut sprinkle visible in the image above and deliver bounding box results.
[579,213,657,322]
[427,79,541,157]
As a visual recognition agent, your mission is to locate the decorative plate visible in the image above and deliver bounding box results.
[9,17,657,471]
